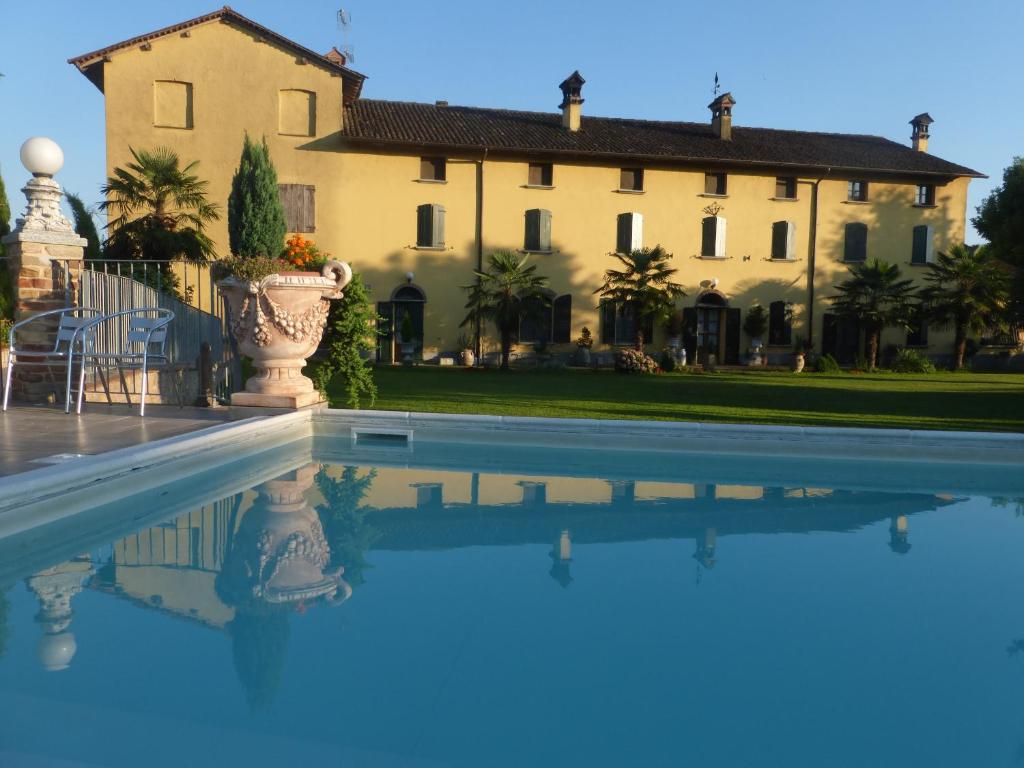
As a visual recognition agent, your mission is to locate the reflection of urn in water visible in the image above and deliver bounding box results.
[219,464,350,609]
[26,556,94,672]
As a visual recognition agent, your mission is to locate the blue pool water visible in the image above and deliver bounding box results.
[1,438,1023,767]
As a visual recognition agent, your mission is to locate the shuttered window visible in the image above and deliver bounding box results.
[701,216,727,258]
[911,225,933,265]
[843,223,867,262]
[768,300,792,346]
[616,212,643,254]
[915,184,935,205]
[524,208,552,252]
[419,157,446,181]
[906,316,929,346]
[775,176,797,199]
[771,220,796,260]
[278,184,315,233]
[704,172,727,195]
[416,203,446,248]
[619,167,644,192]
[528,162,553,187]
[600,301,652,345]
[517,294,572,344]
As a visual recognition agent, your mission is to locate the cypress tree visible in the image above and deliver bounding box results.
[66,192,103,261]
[0,168,11,259]
[227,134,287,259]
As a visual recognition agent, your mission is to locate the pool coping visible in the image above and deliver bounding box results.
[0,407,1021,529]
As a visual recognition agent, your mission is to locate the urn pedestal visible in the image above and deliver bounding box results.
[218,261,352,408]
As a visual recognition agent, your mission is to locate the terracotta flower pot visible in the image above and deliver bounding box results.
[218,260,352,408]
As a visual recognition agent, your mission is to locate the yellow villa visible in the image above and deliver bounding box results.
[69,7,982,366]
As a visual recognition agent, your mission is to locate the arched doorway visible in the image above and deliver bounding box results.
[377,284,426,363]
[682,291,740,365]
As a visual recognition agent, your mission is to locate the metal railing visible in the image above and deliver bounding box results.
[55,259,239,401]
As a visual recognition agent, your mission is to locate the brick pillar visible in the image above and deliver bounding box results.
[1,174,85,403]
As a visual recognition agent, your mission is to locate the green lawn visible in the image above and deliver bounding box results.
[326,367,1024,433]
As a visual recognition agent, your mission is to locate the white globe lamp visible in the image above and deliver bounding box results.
[20,137,65,178]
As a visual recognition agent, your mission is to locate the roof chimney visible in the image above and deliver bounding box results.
[910,113,933,152]
[323,46,347,66]
[559,71,585,132]
[708,92,735,141]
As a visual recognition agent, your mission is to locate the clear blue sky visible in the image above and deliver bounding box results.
[1,0,1019,240]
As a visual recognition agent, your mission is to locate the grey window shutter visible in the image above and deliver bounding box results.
[301,185,315,232]
[912,225,932,264]
[416,204,432,247]
[524,209,539,251]
[771,221,787,260]
[616,213,632,254]
[600,301,615,344]
[538,209,552,251]
[432,204,446,248]
[702,216,716,256]
[844,223,867,262]
[552,294,572,343]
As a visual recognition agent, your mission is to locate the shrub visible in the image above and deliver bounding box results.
[283,234,329,271]
[659,348,678,372]
[816,354,842,373]
[615,348,658,374]
[891,348,936,374]
[228,134,287,259]
[315,272,378,408]
[212,256,294,283]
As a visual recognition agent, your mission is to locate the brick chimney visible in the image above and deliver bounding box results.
[559,71,585,132]
[708,92,735,141]
[910,113,933,152]
[323,46,347,66]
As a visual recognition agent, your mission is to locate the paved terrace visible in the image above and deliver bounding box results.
[0,404,235,477]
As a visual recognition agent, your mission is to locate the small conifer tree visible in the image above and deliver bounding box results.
[314,272,378,408]
[227,134,287,259]
[0,168,10,258]
[66,192,103,261]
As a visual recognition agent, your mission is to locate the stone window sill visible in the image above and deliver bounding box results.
[520,249,555,255]
[842,199,870,205]
[912,203,937,208]
[415,178,448,184]
[523,184,554,190]
[615,189,645,195]
[771,196,799,202]
[412,245,447,251]
[699,193,728,198]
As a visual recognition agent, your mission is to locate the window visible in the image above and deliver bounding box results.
[704,172,727,196]
[701,215,727,258]
[847,180,869,202]
[911,225,934,265]
[517,293,572,344]
[771,220,796,261]
[775,176,797,199]
[906,315,929,347]
[616,212,643,254]
[528,162,553,187]
[768,301,792,346]
[916,184,936,206]
[843,222,868,262]
[416,203,446,248]
[278,184,316,232]
[419,157,446,182]
[278,89,316,136]
[619,167,644,192]
[414,484,443,508]
[153,80,193,129]
[601,301,653,346]
[524,208,552,252]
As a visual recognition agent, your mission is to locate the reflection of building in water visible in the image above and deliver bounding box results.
[889,515,911,554]
[26,555,94,672]
[694,528,717,570]
[549,530,573,588]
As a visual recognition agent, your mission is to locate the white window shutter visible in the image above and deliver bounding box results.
[783,221,796,260]
[630,212,643,252]
[713,216,727,258]
[923,225,934,263]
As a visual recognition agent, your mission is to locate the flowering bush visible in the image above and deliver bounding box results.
[615,348,658,374]
[283,234,329,270]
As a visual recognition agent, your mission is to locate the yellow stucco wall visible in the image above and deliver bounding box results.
[95,17,973,361]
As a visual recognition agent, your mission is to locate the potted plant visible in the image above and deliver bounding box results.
[456,332,475,367]
[666,310,684,351]
[792,335,810,373]
[743,304,768,366]
[575,326,593,366]
[398,310,416,365]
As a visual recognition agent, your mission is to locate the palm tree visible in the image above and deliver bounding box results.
[828,258,915,370]
[595,245,686,352]
[100,146,220,264]
[461,251,551,370]
[920,243,1011,369]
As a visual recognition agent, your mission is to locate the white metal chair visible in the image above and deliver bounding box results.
[3,307,102,414]
[75,308,176,416]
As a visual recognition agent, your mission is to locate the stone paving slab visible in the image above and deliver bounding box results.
[0,403,234,477]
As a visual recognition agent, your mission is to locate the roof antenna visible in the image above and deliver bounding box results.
[713,71,720,97]
[337,8,355,63]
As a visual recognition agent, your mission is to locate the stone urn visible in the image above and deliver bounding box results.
[793,351,806,373]
[459,348,475,367]
[218,261,352,408]
[217,464,351,609]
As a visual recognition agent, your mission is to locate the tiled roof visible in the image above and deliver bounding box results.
[342,99,982,178]
[69,6,366,103]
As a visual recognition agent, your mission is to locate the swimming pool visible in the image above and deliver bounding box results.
[1,414,1022,767]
